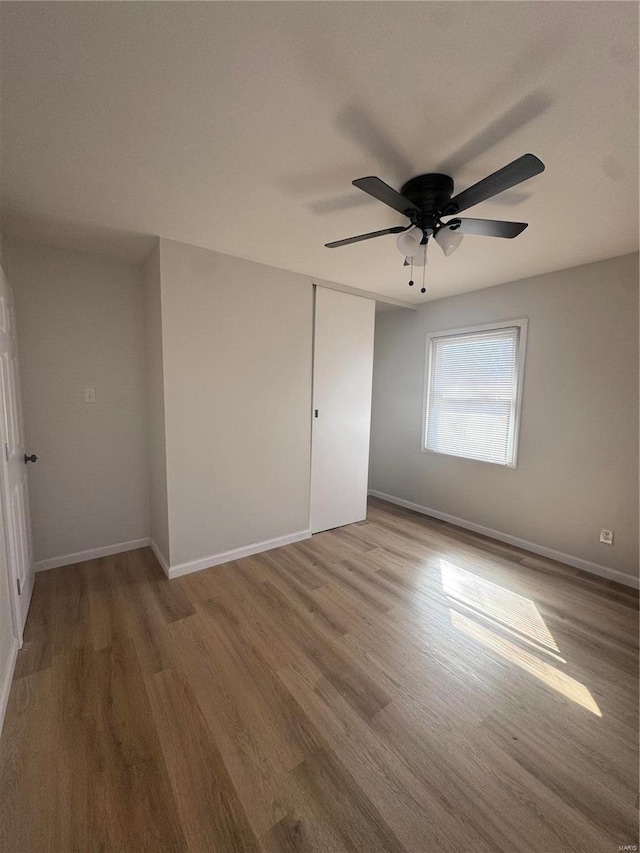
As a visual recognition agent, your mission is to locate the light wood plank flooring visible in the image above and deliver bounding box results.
[1,497,638,852]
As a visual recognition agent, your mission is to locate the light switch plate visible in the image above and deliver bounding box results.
[83,387,96,404]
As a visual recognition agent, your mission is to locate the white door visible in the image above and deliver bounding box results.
[0,267,34,640]
[310,287,375,534]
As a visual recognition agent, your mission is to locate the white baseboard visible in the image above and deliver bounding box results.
[165,529,312,580]
[368,490,639,590]
[149,538,170,578]
[31,528,314,582]
[33,538,151,572]
[0,637,19,738]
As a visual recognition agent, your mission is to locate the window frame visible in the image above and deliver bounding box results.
[421,318,528,468]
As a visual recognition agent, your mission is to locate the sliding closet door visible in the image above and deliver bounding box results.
[310,287,375,534]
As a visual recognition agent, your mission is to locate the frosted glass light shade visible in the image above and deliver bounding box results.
[396,227,423,257]
[435,226,464,256]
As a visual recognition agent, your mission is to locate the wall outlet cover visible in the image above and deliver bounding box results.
[599,528,614,545]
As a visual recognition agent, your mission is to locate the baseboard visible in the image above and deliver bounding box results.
[368,490,639,590]
[33,538,151,572]
[166,529,312,580]
[149,538,170,578]
[0,637,19,738]
[33,529,314,580]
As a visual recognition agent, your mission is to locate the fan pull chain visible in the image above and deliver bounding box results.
[408,258,414,287]
[421,244,427,293]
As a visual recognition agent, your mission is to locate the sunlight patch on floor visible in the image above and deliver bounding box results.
[450,610,602,716]
[441,560,602,717]
[441,559,560,651]
[446,595,567,663]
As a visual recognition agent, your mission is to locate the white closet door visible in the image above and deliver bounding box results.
[310,287,375,534]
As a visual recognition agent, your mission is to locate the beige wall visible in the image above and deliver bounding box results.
[142,244,169,562]
[4,236,315,574]
[6,239,149,563]
[370,253,639,581]
[159,239,313,567]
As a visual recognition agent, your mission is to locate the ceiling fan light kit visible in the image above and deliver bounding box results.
[435,225,464,257]
[396,226,423,257]
[325,153,545,293]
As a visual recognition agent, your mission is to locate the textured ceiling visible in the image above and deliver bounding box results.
[1,2,638,303]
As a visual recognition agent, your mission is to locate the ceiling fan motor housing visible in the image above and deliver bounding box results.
[400,174,455,231]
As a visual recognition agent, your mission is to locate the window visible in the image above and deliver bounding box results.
[423,319,527,467]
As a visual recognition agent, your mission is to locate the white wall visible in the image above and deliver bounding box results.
[142,243,169,563]
[158,238,313,568]
[6,239,149,564]
[370,253,639,582]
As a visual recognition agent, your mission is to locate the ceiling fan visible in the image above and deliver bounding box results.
[325,153,545,291]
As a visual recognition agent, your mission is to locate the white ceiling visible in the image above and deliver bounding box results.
[1,2,638,303]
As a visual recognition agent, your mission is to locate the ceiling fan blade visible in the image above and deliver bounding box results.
[445,154,544,215]
[448,218,528,238]
[325,225,407,248]
[352,176,419,215]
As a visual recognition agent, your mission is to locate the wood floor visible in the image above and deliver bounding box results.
[1,497,638,852]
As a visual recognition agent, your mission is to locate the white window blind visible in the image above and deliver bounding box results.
[424,323,525,466]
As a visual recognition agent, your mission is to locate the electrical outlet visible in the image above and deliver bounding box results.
[83,387,96,404]
[599,528,614,545]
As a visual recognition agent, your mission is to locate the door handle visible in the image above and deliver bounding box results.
[24,453,38,464]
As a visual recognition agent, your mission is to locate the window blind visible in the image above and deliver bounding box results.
[425,326,521,466]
